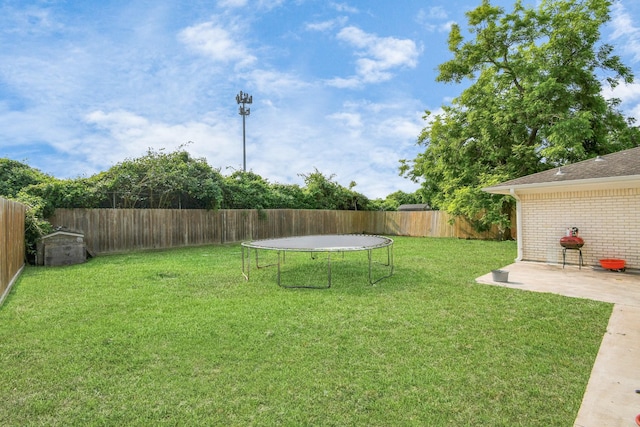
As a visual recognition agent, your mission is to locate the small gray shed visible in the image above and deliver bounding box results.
[398,203,431,211]
[36,229,86,266]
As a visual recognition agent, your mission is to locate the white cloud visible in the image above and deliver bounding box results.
[82,109,238,169]
[609,2,640,62]
[602,82,640,102]
[421,6,448,20]
[305,16,348,32]
[328,112,362,129]
[178,20,256,68]
[602,81,640,122]
[629,104,640,123]
[248,69,312,96]
[325,76,362,89]
[328,26,421,87]
[0,105,79,149]
[0,5,65,36]
[86,110,151,136]
[330,2,359,14]
[217,0,248,7]
[416,7,455,32]
[439,21,456,33]
[217,0,285,11]
[602,0,640,117]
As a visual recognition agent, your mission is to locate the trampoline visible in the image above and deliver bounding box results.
[241,234,394,288]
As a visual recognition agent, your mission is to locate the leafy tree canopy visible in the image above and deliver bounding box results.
[0,158,52,198]
[376,190,424,211]
[99,148,225,209]
[1,153,418,213]
[300,169,372,211]
[401,0,639,233]
[0,160,55,259]
[221,170,280,210]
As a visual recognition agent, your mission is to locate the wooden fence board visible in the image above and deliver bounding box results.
[50,208,514,255]
[1,198,26,306]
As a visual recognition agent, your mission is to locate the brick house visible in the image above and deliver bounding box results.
[483,146,640,269]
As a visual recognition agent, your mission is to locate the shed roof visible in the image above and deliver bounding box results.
[484,146,640,194]
[398,203,431,211]
[40,227,84,240]
[40,230,84,240]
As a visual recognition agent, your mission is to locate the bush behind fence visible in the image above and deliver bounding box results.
[50,208,513,255]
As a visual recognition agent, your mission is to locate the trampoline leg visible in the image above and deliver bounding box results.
[327,252,332,288]
[276,251,281,286]
[368,244,394,285]
[243,246,280,282]
[241,245,250,280]
[254,248,278,269]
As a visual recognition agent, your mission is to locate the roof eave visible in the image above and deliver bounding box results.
[40,230,85,239]
[483,174,640,195]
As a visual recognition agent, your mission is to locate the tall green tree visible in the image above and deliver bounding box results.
[0,158,51,198]
[374,190,424,211]
[103,148,223,209]
[0,159,56,260]
[300,169,371,211]
[23,177,106,216]
[401,0,639,234]
[220,170,278,209]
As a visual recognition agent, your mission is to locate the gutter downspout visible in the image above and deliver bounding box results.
[510,188,523,262]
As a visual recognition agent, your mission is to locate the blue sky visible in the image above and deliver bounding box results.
[1,0,639,198]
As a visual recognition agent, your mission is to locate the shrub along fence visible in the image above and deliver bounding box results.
[50,208,514,255]
[1,198,26,306]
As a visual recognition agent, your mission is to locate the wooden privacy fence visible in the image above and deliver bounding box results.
[1,198,26,305]
[50,208,513,255]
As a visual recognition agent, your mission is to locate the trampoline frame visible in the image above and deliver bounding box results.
[241,234,394,289]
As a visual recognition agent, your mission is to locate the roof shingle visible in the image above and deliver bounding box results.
[484,146,640,192]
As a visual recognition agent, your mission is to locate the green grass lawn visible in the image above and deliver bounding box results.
[0,237,611,426]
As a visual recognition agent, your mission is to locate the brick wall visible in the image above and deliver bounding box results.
[519,187,640,268]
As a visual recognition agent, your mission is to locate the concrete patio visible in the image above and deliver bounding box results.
[476,262,640,427]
